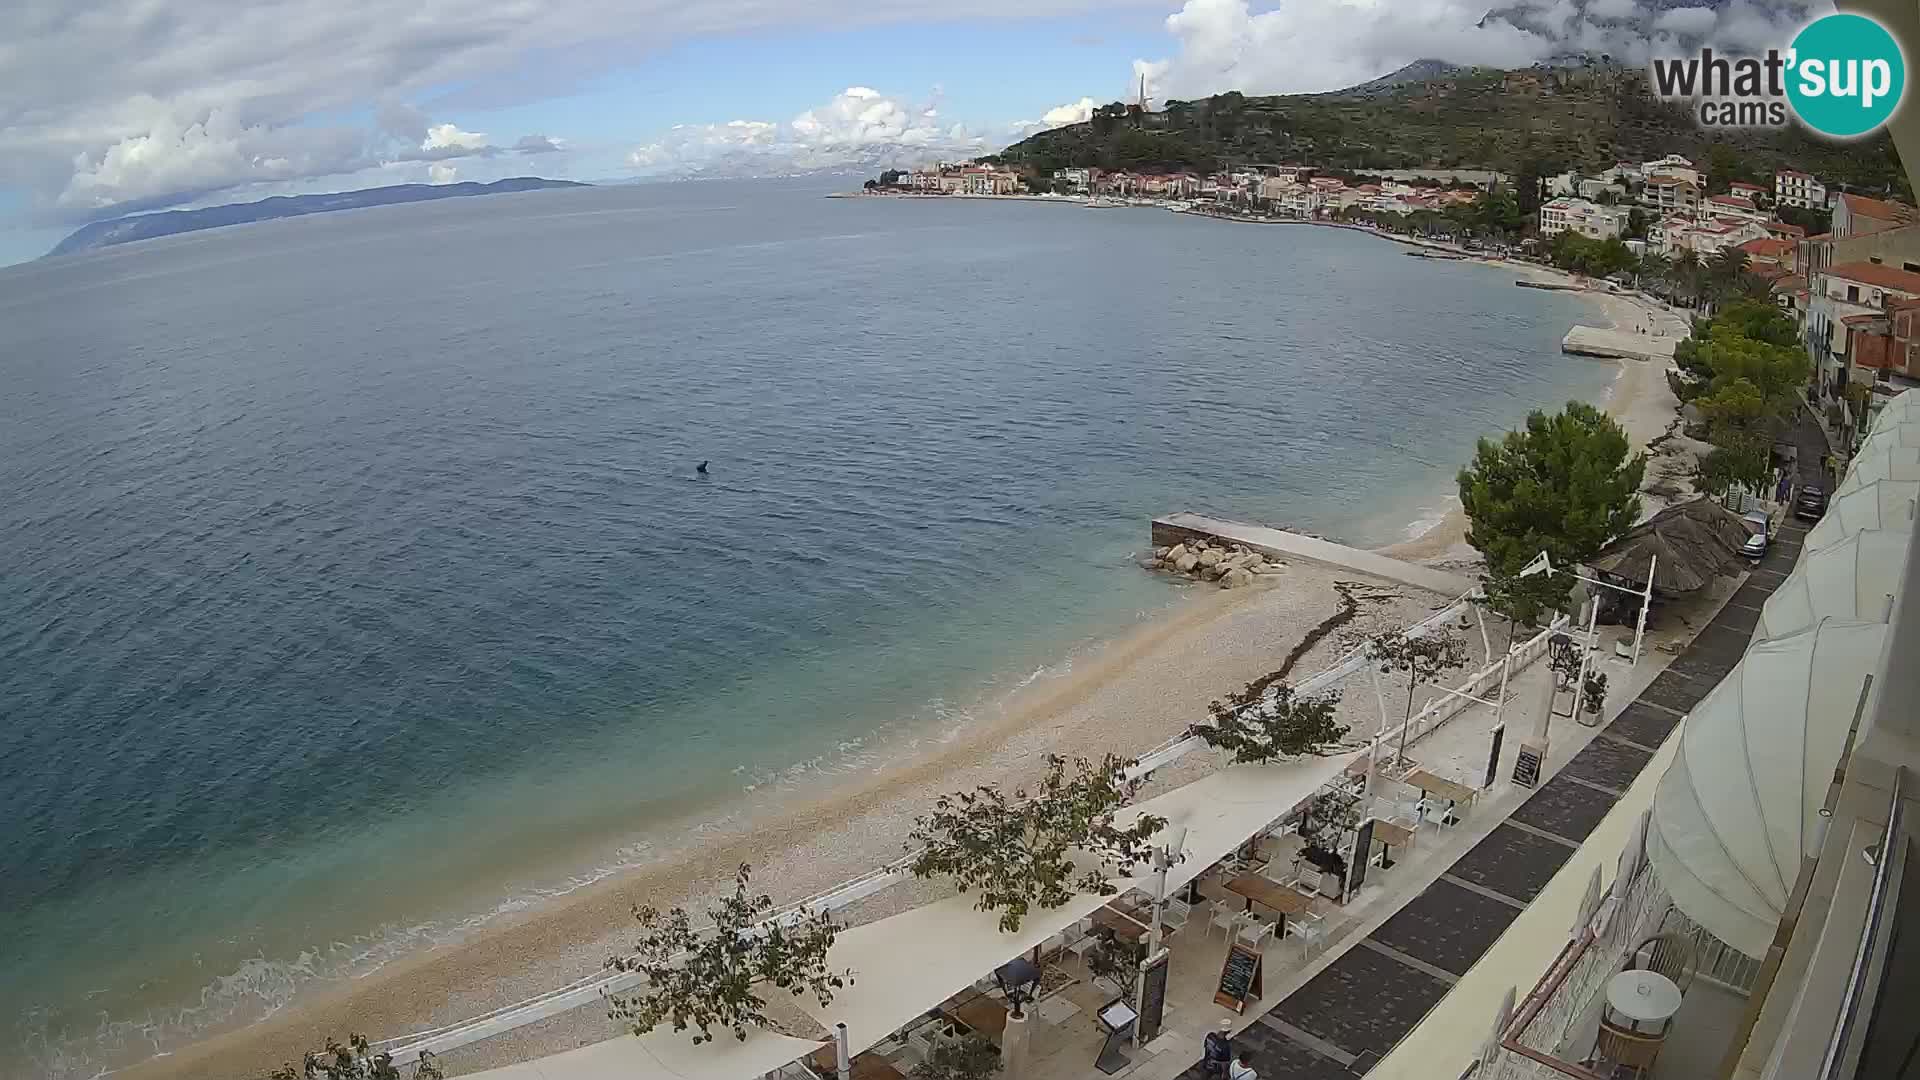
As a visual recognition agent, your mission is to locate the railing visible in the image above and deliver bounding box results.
[1818,765,1907,1080]
[1482,860,1674,1080]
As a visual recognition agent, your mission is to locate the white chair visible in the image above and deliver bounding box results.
[1066,918,1101,962]
[1207,901,1241,941]
[1237,917,1276,949]
[1285,911,1326,959]
[1417,797,1455,829]
[1163,896,1192,931]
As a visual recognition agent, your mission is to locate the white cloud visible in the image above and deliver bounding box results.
[1042,97,1097,127]
[1651,6,1718,36]
[1583,0,1639,19]
[428,162,458,183]
[626,88,983,177]
[513,134,565,153]
[1135,0,1550,100]
[421,123,489,153]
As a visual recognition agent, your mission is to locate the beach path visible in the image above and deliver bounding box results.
[1153,512,1475,596]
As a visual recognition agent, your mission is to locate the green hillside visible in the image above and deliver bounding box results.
[992,65,1909,198]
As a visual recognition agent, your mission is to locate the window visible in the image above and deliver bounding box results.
[1849,285,1861,302]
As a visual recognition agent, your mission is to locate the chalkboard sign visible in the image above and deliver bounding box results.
[1213,942,1263,1012]
[1347,818,1376,895]
[1512,741,1543,789]
[1135,949,1171,1046]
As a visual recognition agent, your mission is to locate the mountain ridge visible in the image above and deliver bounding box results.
[47,177,588,257]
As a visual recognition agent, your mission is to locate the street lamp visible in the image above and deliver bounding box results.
[993,956,1042,1019]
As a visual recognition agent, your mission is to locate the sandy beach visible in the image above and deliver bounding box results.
[116,235,1686,1080]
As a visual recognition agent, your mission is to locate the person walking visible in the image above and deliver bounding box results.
[1201,1020,1234,1078]
[1228,1050,1259,1080]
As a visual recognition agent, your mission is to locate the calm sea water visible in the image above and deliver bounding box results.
[0,179,1611,1075]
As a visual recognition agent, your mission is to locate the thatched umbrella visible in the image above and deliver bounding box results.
[1589,496,1753,597]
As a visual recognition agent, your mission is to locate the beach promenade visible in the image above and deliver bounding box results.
[1151,513,1477,596]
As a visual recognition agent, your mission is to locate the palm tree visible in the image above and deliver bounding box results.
[1636,252,1670,293]
[1670,250,1702,307]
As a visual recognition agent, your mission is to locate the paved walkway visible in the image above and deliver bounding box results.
[1562,325,1678,363]
[1151,513,1475,597]
[1171,419,1824,1080]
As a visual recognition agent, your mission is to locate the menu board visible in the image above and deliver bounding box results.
[1213,942,1264,1013]
[1485,724,1506,790]
[1347,818,1376,895]
[1135,949,1170,1045]
[1512,742,1543,789]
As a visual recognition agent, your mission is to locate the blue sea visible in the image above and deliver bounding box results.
[0,179,1612,1076]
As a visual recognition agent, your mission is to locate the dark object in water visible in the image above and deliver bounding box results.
[696,460,710,474]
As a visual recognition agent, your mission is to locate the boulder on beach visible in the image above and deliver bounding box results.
[1139,557,1163,570]
[1164,544,1188,564]
[1153,546,1170,559]
[1204,564,1228,581]
[1197,548,1223,568]
[1245,558,1267,574]
[1174,552,1199,573]
[1222,567,1255,589]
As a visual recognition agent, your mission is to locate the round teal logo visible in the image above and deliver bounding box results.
[1787,13,1906,138]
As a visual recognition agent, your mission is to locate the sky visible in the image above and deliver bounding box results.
[0,0,1828,266]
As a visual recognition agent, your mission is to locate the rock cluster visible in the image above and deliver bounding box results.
[1138,537,1279,589]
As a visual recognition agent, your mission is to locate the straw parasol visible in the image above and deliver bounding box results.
[1588,496,1752,596]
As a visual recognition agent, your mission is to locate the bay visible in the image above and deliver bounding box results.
[0,178,1611,1075]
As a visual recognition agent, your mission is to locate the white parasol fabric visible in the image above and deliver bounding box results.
[1803,479,1918,555]
[795,752,1361,1055]
[1854,418,1920,456]
[1757,529,1908,640]
[1869,389,1920,434]
[1647,620,1889,957]
[1837,446,1920,493]
[456,1029,825,1080]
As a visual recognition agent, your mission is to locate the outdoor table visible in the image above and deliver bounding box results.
[1605,969,1682,1035]
[946,996,1010,1042]
[1091,903,1155,944]
[811,1048,908,1080]
[1405,769,1478,823]
[1224,872,1314,935]
[1370,819,1417,868]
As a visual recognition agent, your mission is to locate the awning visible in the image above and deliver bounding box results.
[795,753,1360,1055]
[1804,479,1918,555]
[457,1029,826,1080]
[1647,620,1889,957]
[1757,529,1908,641]
[1837,446,1920,493]
[1870,389,1920,433]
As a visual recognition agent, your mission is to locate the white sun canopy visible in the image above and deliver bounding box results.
[1856,418,1920,456]
[1837,446,1920,493]
[1870,390,1920,433]
[795,752,1360,1055]
[1757,529,1908,641]
[1648,620,1889,957]
[457,1028,825,1080]
[1804,479,1918,554]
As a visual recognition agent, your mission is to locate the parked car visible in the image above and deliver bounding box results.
[1795,486,1828,523]
[1741,512,1770,559]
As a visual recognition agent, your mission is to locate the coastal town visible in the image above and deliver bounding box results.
[862,151,1920,460]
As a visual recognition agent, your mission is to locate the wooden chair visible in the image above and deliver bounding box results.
[1594,1019,1665,1078]
[1630,932,1698,994]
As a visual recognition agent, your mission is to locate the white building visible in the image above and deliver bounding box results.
[1539,196,1628,240]
[1703,193,1767,222]
[1275,189,1325,218]
[1775,169,1828,210]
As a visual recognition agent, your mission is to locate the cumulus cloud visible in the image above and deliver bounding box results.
[1008,96,1098,137]
[627,87,983,177]
[0,0,1122,222]
[1132,0,1830,100]
[1651,6,1719,36]
[513,134,565,154]
[428,163,459,184]
[421,123,489,153]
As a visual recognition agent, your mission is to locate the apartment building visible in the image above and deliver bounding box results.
[1775,168,1828,209]
[1539,196,1628,240]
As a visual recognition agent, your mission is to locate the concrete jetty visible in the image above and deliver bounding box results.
[1561,325,1678,363]
[1151,512,1475,597]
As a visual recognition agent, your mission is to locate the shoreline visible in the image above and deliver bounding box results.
[106,210,1685,1080]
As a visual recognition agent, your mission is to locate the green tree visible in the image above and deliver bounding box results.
[911,1037,1004,1080]
[1625,207,1648,240]
[908,755,1165,932]
[1194,673,1348,764]
[1362,628,1472,765]
[267,1036,442,1080]
[1083,932,1149,997]
[606,864,850,1045]
[1457,402,1646,623]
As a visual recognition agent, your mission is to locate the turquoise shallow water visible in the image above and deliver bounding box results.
[0,179,1613,1075]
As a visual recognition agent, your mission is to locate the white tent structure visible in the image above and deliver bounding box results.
[1869,390,1920,433]
[1756,529,1908,641]
[1646,620,1889,957]
[1803,479,1918,554]
[1855,418,1920,456]
[459,1028,825,1080]
[796,753,1361,1055]
[1835,446,1920,493]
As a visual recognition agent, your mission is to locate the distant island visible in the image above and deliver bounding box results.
[47,177,589,257]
